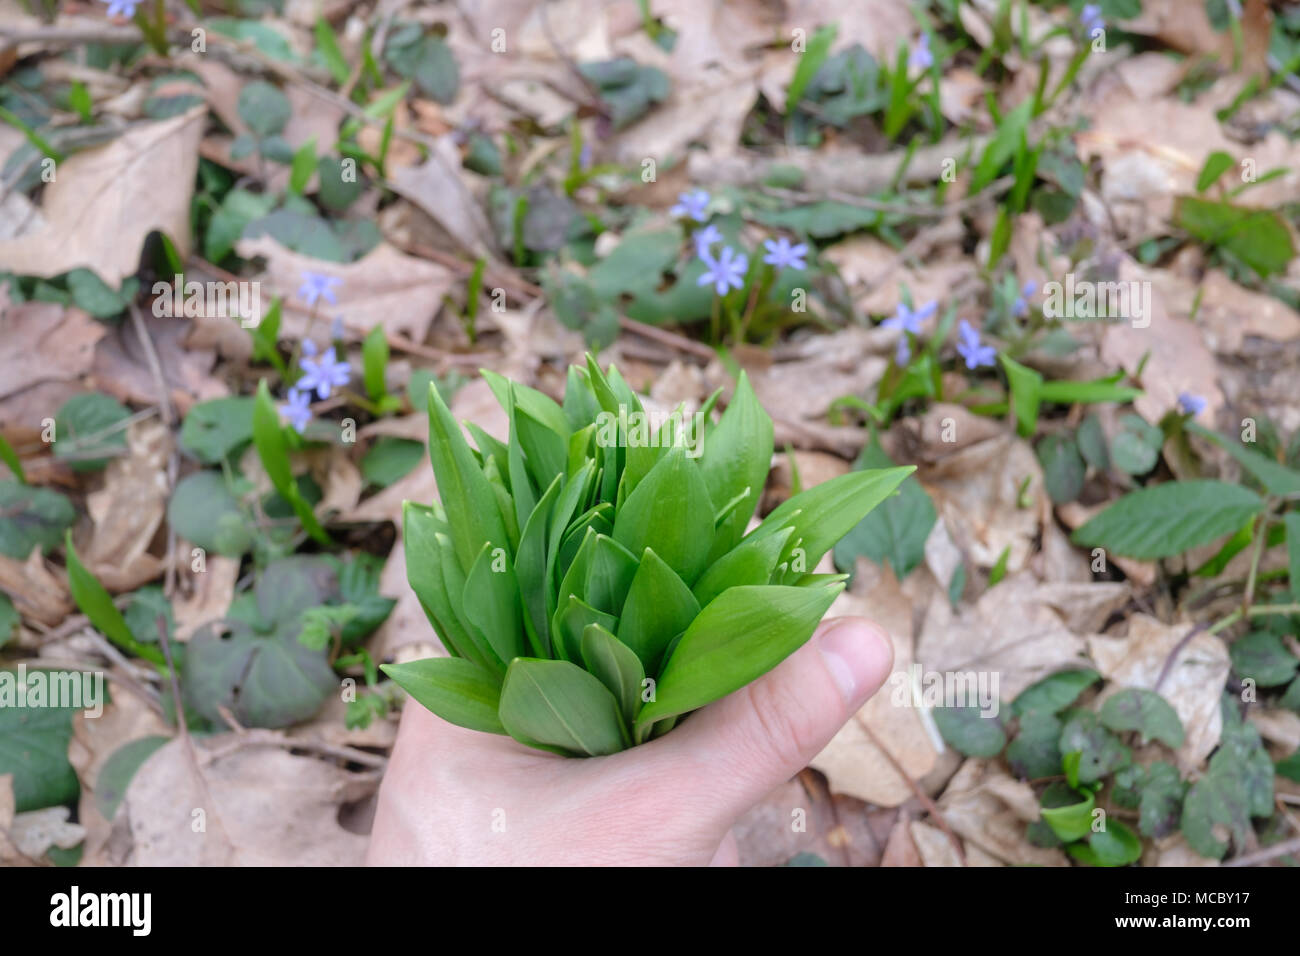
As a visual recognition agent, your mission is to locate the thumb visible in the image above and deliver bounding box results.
[643,616,894,832]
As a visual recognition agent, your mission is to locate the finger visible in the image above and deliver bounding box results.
[709,830,740,867]
[638,616,893,832]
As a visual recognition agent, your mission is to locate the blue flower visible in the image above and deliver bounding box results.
[670,189,710,222]
[909,33,933,71]
[956,320,997,369]
[297,346,352,399]
[297,271,342,307]
[1081,4,1104,37]
[103,0,138,17]
[1012,279,1039,317]
[881,299,937,335]
[762,236,809,270]
[697,246,748,296]
[693,224,723,255]
[895,337,912,365]
[279,389,313,433]
[1178,392,1207,416]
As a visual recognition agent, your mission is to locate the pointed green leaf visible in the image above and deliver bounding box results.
[1099,688,1185,748]
[692,526,793,608]
[619,547,700,673]
[700,371,773,559]
[498,658,628,756]
[402,502,481,665]
[552,592,617,664]
[463,541,525,665]
[381,657,505,734]
[66,532,166,666]
[636,583,841,730]
[613,444,714,586]
[581,624,645,724]
[1071,480,1263,560]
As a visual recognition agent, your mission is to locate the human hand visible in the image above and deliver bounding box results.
[366,616,893,866]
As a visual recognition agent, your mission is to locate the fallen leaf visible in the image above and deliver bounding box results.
[82,418,171,592]
[1087,614,1230,770]
[0,108,205,284]
[0,548,71,626]
[939,759,1068,866]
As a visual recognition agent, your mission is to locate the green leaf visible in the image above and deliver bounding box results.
[237,80,291,137]
[425,380,509,574]
[1188,423,1300,496]
[1110,414,1163,475]
[0,432,25,483]
[636,584,841,730]
[463,542,525,665]
[361,437,423,487]
[54,392,130,471]
[1137,761,1186,839]
[613,444,715,587]
[1012,668,1100,716]
[362,324,389,401]
[1039,781,1096,843]
[65,532,166,666]
[94,736,168,821]
[402,504,488,667]
[0,593,17,648]
[381,657,505,734]
[833,439,935,580]
[619,546,700,673]
[179,396,255,464]
[933,705,1006,757]
[1037,434,1085,503]
[694,526,792,608]
[1287,512,1300,603]
[1036,378,1143,406]
[0,671,82,811]
[579,58,671,129]
[313,17,351,85]
[288,137,317,194]
[1229,630,1299,687]
[1059,710,1132,784]
[1100,688,1185,747]
[1076,414,1110,471]
[167,470,251,556]
[1174,195,1295,278]
[253,380,330,544]
[498,658,627,756]
[752,466,915,577]
[971,100,1031,194]
[785,23,838,114]
[1196,150,1234,192]
[1071,480,1263,560]
[1067,819,1142,867]
[0,480,75,559]
[581,624,645,724]
[1006,710,1062,780]
[700,371,774,560]
[999,354,1043,437]
[1181,772,1250,860]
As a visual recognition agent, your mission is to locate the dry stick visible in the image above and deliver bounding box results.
[858,720,967,866]
[1223,835,1300,867]
[209,706,387,770]
[1154,622,1207,693]
[156,613,236,863]
[128,303,175,426]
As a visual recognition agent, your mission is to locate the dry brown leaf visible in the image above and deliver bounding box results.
[880,816,922,866]
[909,819,964,867]
[0,303,106,435]
[171,554,240,642]
[0,774,36,866]
[0,548,71,626]
[922,434,1045,575]
[387,138,501,261]
[916,572,1091,701]
[89,313,225,417]
[125,737,373,865]
[0,108,205,284]
[1087,614,1230,770]
[810,568,940,807]
[235,236,456,344]
[1056,500,1158,587]
[1195,269,1300,355]
[939,759,1069,866]
[82,418,170,592]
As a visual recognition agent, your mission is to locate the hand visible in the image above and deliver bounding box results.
[366,616,893,866]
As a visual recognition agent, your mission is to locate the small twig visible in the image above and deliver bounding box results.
[128,303,175,426]
[858,720,967,865]
[1154,622,1206,693]
[618,317,715,361]
[1223,835,1300,867]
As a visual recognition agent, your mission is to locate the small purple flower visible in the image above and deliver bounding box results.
[1081,4,1104,37]
[697,246,748,296]
[1178,392,1207,416]
[909,33,933,71]
[1012,279,1039,317]
[279,389,313,433]
[956,320,997,370]
[297,271,342,307]
[895,337,912,365]
[670,189,710,222]
[578,143,592,171]
[301,338,318,358]
[881,299,937,335]
[297,346,352,399]
[693,224,723,255]
[102,0,138,17]
[762,237,809,271]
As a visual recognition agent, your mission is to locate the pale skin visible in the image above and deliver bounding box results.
[367,616,893,866]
